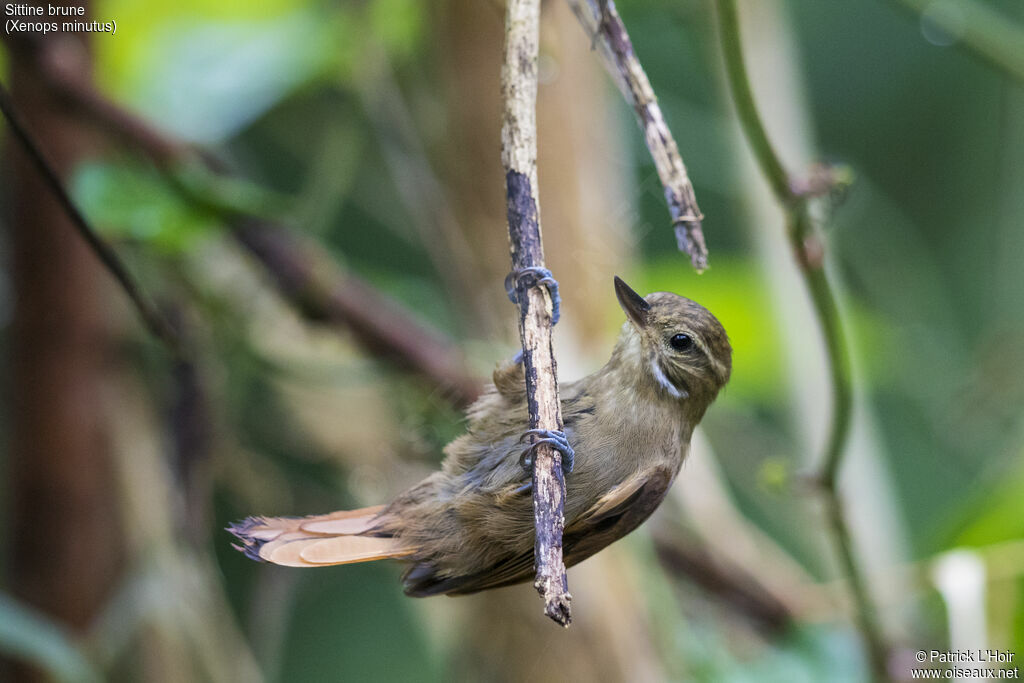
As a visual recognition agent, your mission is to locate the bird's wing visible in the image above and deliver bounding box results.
[404,465,675,596]
[561,465,674,565]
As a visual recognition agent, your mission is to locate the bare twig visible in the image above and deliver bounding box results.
[566,0,708,271]
[29,56,483,407]
[653,533,794,636]
[164,305,214,545]
[232,219,484,406]
[502,0,571,626]
[714,1,888,679]
[0,80,184,357]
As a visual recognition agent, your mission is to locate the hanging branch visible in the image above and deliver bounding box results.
[0,80,184,358]
[232,219,484,406]
[714,1,889,679]
[502,0,572,626]
[653,534,795,636]
[566,0,708,271]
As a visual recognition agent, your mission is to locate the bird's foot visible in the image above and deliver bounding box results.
[519,429,574,474]
[514,481,533,495]
[505,267,562,326]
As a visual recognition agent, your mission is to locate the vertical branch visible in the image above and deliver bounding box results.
[566,0,708,271]
[164,305,213,546]
[715,0,889,679]
[501,0,572,626]
[0,81,183,357]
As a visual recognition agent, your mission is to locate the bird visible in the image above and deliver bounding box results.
[229,276,731,597]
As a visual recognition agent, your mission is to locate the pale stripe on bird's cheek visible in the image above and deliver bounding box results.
[650,356,688,399]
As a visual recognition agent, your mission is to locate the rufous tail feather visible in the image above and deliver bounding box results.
[227,505,414,567]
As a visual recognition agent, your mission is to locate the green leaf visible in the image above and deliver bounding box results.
[369,0,425,60]
[0,593,101,683]
[71,160,221,254]
[945,445,1024,548]
[167,159,292,219]
[96,4,336,143]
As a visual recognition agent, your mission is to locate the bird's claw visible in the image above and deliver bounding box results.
[505,267,562,326]
[519,429,574,474]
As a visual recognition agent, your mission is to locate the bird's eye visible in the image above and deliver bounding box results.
[669,334,694,352]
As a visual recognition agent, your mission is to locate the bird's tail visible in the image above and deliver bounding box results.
[227,505,414,567]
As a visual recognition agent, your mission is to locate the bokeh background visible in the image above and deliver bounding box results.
[2,0,1023,681]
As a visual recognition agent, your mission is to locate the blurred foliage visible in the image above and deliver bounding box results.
[71,161,220,254]
[1,0,1023,680]
[0,594,100,683]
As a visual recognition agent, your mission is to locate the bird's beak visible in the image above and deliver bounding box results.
[614,276,651,328]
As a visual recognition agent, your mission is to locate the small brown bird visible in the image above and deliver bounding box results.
[229,277,731,597]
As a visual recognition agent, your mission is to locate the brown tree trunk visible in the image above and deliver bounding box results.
[2,18,123,679]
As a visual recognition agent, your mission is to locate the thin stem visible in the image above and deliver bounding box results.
[716,1,791,204]
[0,80,184,358]
[803,270,854,487]
[715,1,888,679]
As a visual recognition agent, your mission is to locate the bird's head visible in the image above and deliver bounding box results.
[612,276,732,405]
